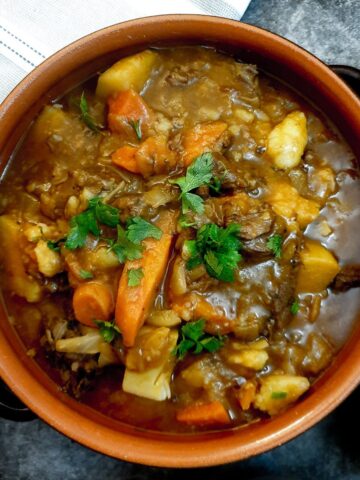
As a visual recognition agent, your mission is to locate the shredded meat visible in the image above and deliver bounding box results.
[165,66,200,87]
[332,265,360,292]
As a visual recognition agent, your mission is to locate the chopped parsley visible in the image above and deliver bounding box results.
[170,153,216,214]
[109,225,143,263]
[267,234,283,258]
[65,198,120,250]
[79,92,103,133]
[127,267,144,287]
[178,214,196,229]
[271,391,288,400]
[126,216,162,245]
[47,238,66,252]
[290,299,300,315]
[94,320,121,343]
[173,319,225,359]
[184,223,242,282]
[128,119,142,140]
[79,269,93,279]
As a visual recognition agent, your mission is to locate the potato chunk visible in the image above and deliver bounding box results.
[267,182,320,228]
[122,329,178,401]
[227,349,268,370]
[96,50,159,99]
[254,374,310,415]
[267,111,308,169]
[296,239,340,293]
[34,239,63,277]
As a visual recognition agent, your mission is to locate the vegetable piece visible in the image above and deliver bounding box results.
[127,267,144,287]
[55,330,104,354]
[182,122,228,166]
[267,111,308,169]
[254,374,310,415]
[296,239,340,293]
[94,320,121,343]
[267,182,320,228]
[147,310,181,327]
[176,401,231,426]
[235,381,256,410]
[126,216,162,244]
[173,319,225,359]
[170,152,215,214]
[112,145,139,173]
[29,105,71,144]
[184,223,242,282]
[227,349,268,370]
[122,329,178,401]
[98,342,120,368]
[266,234,283,259]
[79,92,102,132]
[110,225,143,263]
[73,282,114,327]
[34,239,64,277]
[169,256,187,297]
[96,50,159,98]
[0,216,42,302]
[290,299,300,315]
[107,89,151,135]
[115,211,176,347]
[171,293,228,327]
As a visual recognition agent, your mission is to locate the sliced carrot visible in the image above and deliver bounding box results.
[108,89,151,134]
[176,401,231,426]
[182,121,228,166]
[73,282,114,327]
[111,145,140,173]
[115,211,177,346]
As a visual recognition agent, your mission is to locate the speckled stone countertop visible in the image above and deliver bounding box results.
[1,1,360,479]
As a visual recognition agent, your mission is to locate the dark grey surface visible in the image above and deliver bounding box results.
[1,0,360,478]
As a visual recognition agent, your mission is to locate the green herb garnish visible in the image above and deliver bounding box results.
[79,269,93,279]
[47,238,66,252]
[110,225,143,263]
[127,267,144,287]
[267,234,283,258]
[290,299,300,315]
[178,214,196,229]
[65,198,120,250]
[129,119,142,140]
[173,319,225,359]
[271,391,288,400]
[94,320,121,343]
[126,216,162,245]
[170,153,215,214]
[184,223,242,282]
[79,92,102,133]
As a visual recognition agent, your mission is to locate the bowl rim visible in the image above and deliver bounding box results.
[1,14,360,468]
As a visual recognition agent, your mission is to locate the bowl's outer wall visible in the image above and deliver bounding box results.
[1,15,360,468]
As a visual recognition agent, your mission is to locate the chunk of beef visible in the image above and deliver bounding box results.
[332,265,360,292]
[165,66,200,87]
[272,263,298,329]
[212,154,261,192]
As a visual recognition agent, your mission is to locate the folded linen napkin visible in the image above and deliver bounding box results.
[0,0,251,102]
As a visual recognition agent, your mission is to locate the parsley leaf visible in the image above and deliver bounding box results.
[126,216,162,245]
[65,198,120,250]
[184,223,242,282]
[267,234,283,258]
[127,267,144,287]
[79,92,103,133]
[47,238,66,252]
[170,153,216,214]
[79,269,93,279]
[173,319,225,359]
[94,320,121,343]
[111,225,143,263]
[290,299,300,315]
[178,214,196,229]
[128,119,142,141]
[271,391,288,399]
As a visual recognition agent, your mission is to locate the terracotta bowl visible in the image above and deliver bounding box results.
[1,15,360,468]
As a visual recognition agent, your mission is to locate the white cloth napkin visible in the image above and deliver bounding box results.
[0,0,251,103]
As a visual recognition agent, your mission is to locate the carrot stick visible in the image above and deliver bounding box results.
[108,89,151,134]
[112,145,140,173]
[182,121,228,166]
[176,401,231,426]
[73,282,114,327]
[115,212,176,346]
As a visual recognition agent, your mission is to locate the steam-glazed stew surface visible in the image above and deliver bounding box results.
[1,47,360,432]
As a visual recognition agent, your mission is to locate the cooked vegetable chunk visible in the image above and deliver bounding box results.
[296,239,340,293]
[96,50,159,98]
[108,89,151,135]
[254,374,310,415]
[73,282,114,327]
[34,239,63,277]
[176,401,231,426]
[267,111,308,169]
[182,121,228,166]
